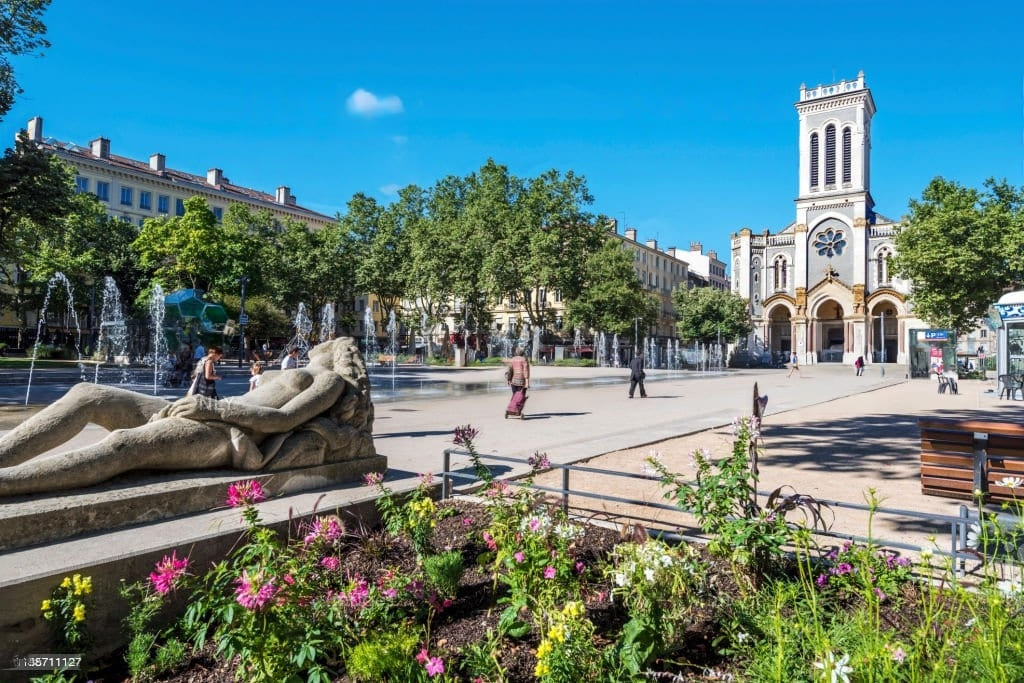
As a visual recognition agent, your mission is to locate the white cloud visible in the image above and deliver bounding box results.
[391,135,408,145]
[379,183,401,196]
[346,88,404,117]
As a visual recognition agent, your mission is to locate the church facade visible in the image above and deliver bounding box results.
[731,72,925,367]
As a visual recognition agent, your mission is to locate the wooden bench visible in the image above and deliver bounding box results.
[920,419,1024,502]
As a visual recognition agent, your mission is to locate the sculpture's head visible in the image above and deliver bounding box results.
[308,337,365,375]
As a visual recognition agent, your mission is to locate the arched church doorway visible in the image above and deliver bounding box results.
[766,306,792,360]
[815,299,845,362]
[870,302,899,363]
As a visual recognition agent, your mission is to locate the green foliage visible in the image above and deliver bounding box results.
[345,192,410,325]
[533,601,605,681]
[345,630,421,681]
[421,550,465,598]
[131,196,225,291]
[366,472,440,557]
[566,238,658,336]
[41,573,93,655]
[892,177,1024,332]
[606,540,710,671]
[0,0,51,119]
[552,358,596,367]
[672,285,752,345]
[651,416,829,577]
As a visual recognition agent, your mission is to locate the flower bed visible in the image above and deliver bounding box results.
[32,419,1024,682]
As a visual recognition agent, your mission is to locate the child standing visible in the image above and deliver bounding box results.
[249,362,264,392]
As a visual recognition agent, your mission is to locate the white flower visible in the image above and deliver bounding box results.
[920,549,934,561]
[997,579,1023,596]
[967,522,982,549]
[644,567,656,582]
[998,477,1024,489]
[735,630,749,643]
[813,652,852,683]
[614,572,627,587]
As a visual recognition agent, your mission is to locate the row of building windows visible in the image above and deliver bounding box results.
[75,175,223,222]
[754,248,894,292]
[809,125,854,189]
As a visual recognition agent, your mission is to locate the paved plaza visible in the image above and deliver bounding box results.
[1,363,1022,583]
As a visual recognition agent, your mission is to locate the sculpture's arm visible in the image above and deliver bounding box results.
[160,374,347,434]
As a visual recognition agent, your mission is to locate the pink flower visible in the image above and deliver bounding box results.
[304,516,343,546]
[283,573,295,585]
[343,579,370,608]
[320,556,340,571]
[234,570,276,610]
[416,648,430,664]
[453,425,479,446]
[462,517,473,526]
[514,551,525,563]
[544,566,556,579]
[482,531,497,551]
[528,518,541,531]
[363,471,384,487]
[575,561,585,574]
[148,551,189,595]
[891,646,907,663]
[425,656,445,677]
[419,472,435,485]
[226,480,266,507]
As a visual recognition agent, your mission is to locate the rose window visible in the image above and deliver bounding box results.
[813,229,846,257]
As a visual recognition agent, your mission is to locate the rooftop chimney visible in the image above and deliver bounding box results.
[26,116,43,142]
[207,168,223,186]
[275,186,291,205]
[708,250,718,259]
[607,218,619,233]
[625,228,637,242]
[286,194,296,206]
[90,137,110,159]
[646,239,658,250]
[150,153,165,172]
[667,247,677,258]
[689,241,703,253]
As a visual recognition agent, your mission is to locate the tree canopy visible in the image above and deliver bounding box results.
[672,286,752,346]
[565,238,659,339]
[892,177,1024,332]
[0,0,50,120]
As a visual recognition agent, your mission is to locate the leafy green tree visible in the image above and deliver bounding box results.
[404,178,459,356]
[673,286,752,347]
[131,195,227,292]
[345,192,410,327]
[892,177,1024,332]
[478,160,602,354]
[0,0,51,121]
[565,237,658,338]
[0,133,86,345]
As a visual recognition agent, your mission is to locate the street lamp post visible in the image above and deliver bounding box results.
[237,275,249,367]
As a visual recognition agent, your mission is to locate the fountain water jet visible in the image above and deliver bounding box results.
[320,303,335,342]
[98,276,130,384]
[148,284,166,395]
[26,272,83,405]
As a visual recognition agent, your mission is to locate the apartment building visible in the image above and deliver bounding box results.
[20,116,335,231]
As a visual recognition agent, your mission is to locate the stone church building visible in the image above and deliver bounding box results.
[731,72,925,367]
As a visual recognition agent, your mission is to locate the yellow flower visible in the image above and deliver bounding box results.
[60,577,72,589]
[41,599,51,612]
[536,639,553,659]
[562,600,584,619]
[79,576,92,595]
[73,603,86,622]
[534,661,551,678]
[548,624,566,643]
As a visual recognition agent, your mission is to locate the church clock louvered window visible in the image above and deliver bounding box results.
[809,133,819,188]
[824,124,836,185]
[842,127,852,184]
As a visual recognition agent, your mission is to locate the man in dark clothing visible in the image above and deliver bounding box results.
[629,352,647,398]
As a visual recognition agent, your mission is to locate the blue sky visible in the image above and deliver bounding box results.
[3,1,1022,267]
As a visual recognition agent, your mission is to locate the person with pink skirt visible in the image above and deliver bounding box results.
[504,347,530,418]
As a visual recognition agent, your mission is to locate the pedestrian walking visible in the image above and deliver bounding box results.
[504,348,530,418]
[187,346,223,399]
[854,355,865,376]
[628,351,647,398]
[193,341,206,361]
[787,351,801,378]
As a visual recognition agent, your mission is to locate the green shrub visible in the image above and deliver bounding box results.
[422,550,465,598]
[553,358,595,367]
